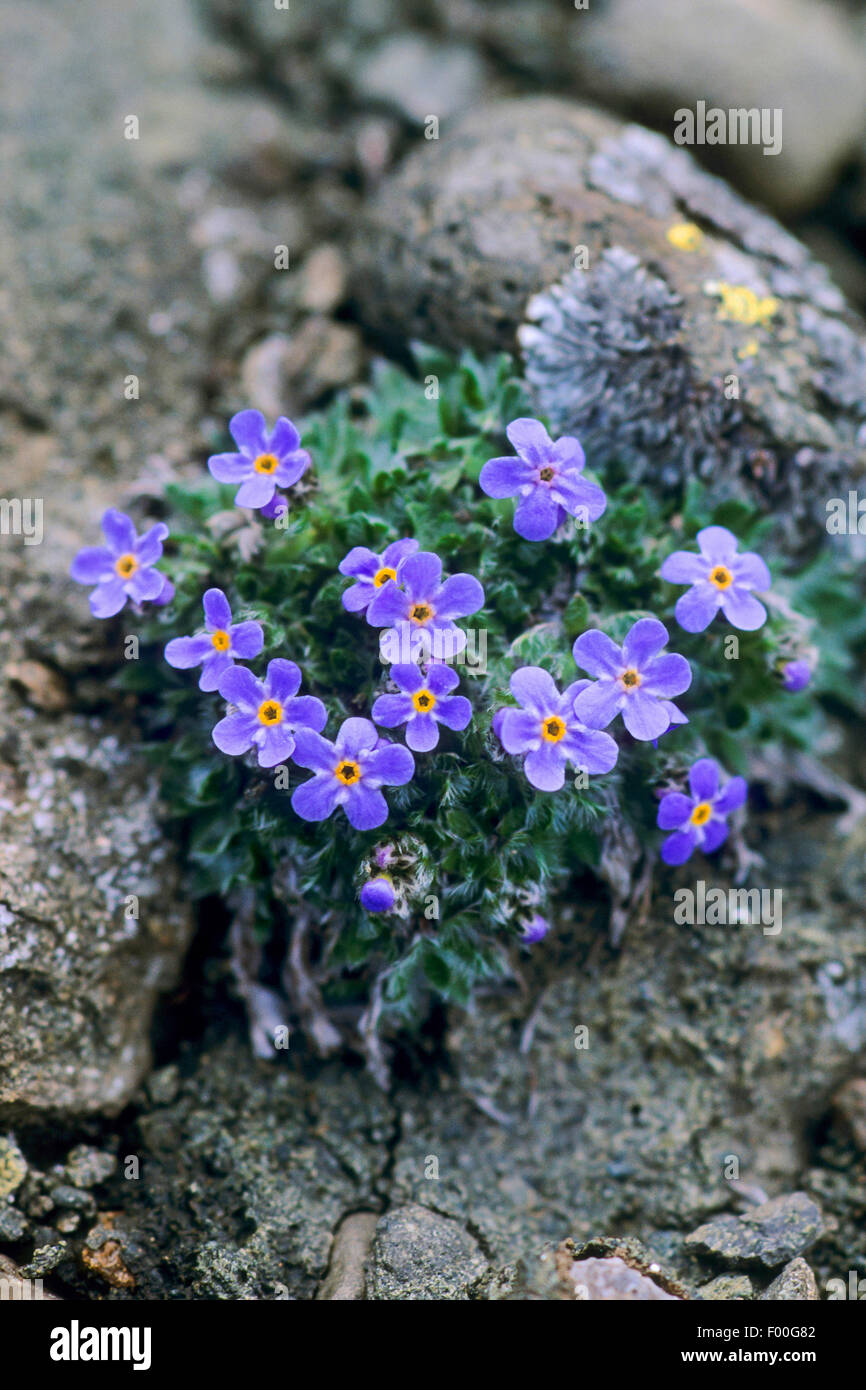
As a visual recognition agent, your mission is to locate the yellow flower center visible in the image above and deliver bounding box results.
[541,715,566,743]
[211,629,231,651]
[335,759,361,785]
[374,566,397,588]
[253,453,279,474]
[709,565,733,590]
[538,466,555,482]
[257,700,283,726]
[115,553,138,579]
[412,689,436,713]
[410,601,434,625]
[620,668,641,689]
[690,801,712,827]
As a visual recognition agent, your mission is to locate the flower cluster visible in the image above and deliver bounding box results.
[69,397,810,970]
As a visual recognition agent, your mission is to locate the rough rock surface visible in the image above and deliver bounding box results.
[567,1255,680,1301]
[684,1193,824,1269]
[366,1203,490,1300]
[352,98,864,544]
[761,1258,819,1301]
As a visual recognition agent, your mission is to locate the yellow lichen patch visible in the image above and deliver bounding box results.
[738,339,760,359]
[0,1137,27,1199]
[704,281,779,327]
[667,221,704,253]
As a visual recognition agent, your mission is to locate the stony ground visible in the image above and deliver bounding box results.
[1,0,866,1299]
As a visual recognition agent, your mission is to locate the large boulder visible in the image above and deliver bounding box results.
[352,98,865,545]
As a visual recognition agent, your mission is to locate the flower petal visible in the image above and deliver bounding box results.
[127,567,165,603]
[229,409,268,456]
[661,829,697,865]
[366,742,415,786]
[203,588,232,630]
[265,658,301,703]
[134,522,169,566]
[498,708,542,754]
[731,551,771,590]
[342,580,376,613]
[689,758,719,801]
[164,633,214,669]
[433,573,484,620]
[292,729,338,773]
[505,417,552,463]
[101,509,136,555]
[696,525,738,564]
[572,680,622,729]
[235,474,276,509]
[257,725,296,768]
[284,695,328,733]
[344,784,389,831]
[70,547,113,583]
[563,725,619,775]
[700,819,729,854]
[719,587,767,631]
[366,581,408,628]
[674,582,720,633]
[383,537,420,570]
[218,664,263,711]
[479,455,533,498]
[714,776,747,815]
[572,630,622,678]
[337,717,381,758]
[659,550,707,584]
[406,713,440,751]
[426,663,460,696]
[89,578,128,618]
[292,773,339,822]
[399,551,442,599]
[434,694,472,732]
[199,651,233,692]
[212,711,258,756]
[641,652,692,699]
[523,741,566,792]
[621,689,670,741]
[510,665,559,714]
[513,487,559,541]
[267,416,301,456]
[229,621,264,659]
[208,452,251,483]
[339,546,379,579]
[372,693,412,727]
[389,663,424,695]
[657,792,694,830]
[622,617,669,668]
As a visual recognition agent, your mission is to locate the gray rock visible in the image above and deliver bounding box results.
[684,1193,824,1270]
[352,99,863,546]
[699,1274,754,1300]
[316,1211,379,1300]
[761,1257,819,1301]
[64,1146,117,1190]
[569,1255,681,1301]
[350,35,486,125]
[367,1203,489,1301]
[0,1254,61,1299]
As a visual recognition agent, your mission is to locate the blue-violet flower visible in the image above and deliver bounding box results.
[165,588,264,691]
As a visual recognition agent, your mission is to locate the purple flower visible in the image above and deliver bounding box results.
[521,913,550,944]
[70,509,172,618]
[212,659,326,768]
[372,663,472,752]
[291,717,415,831]
[494,667,619,791]
[657,758,747,865]
[367,551,484,662]
[479,417,606,542]
[164,589,264,692]
[660,526,771,633]
[360,877,396,913]
[339,538,419,614]
[782,659,812,693]
[572,618,691,742]
[208,410,310,512]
